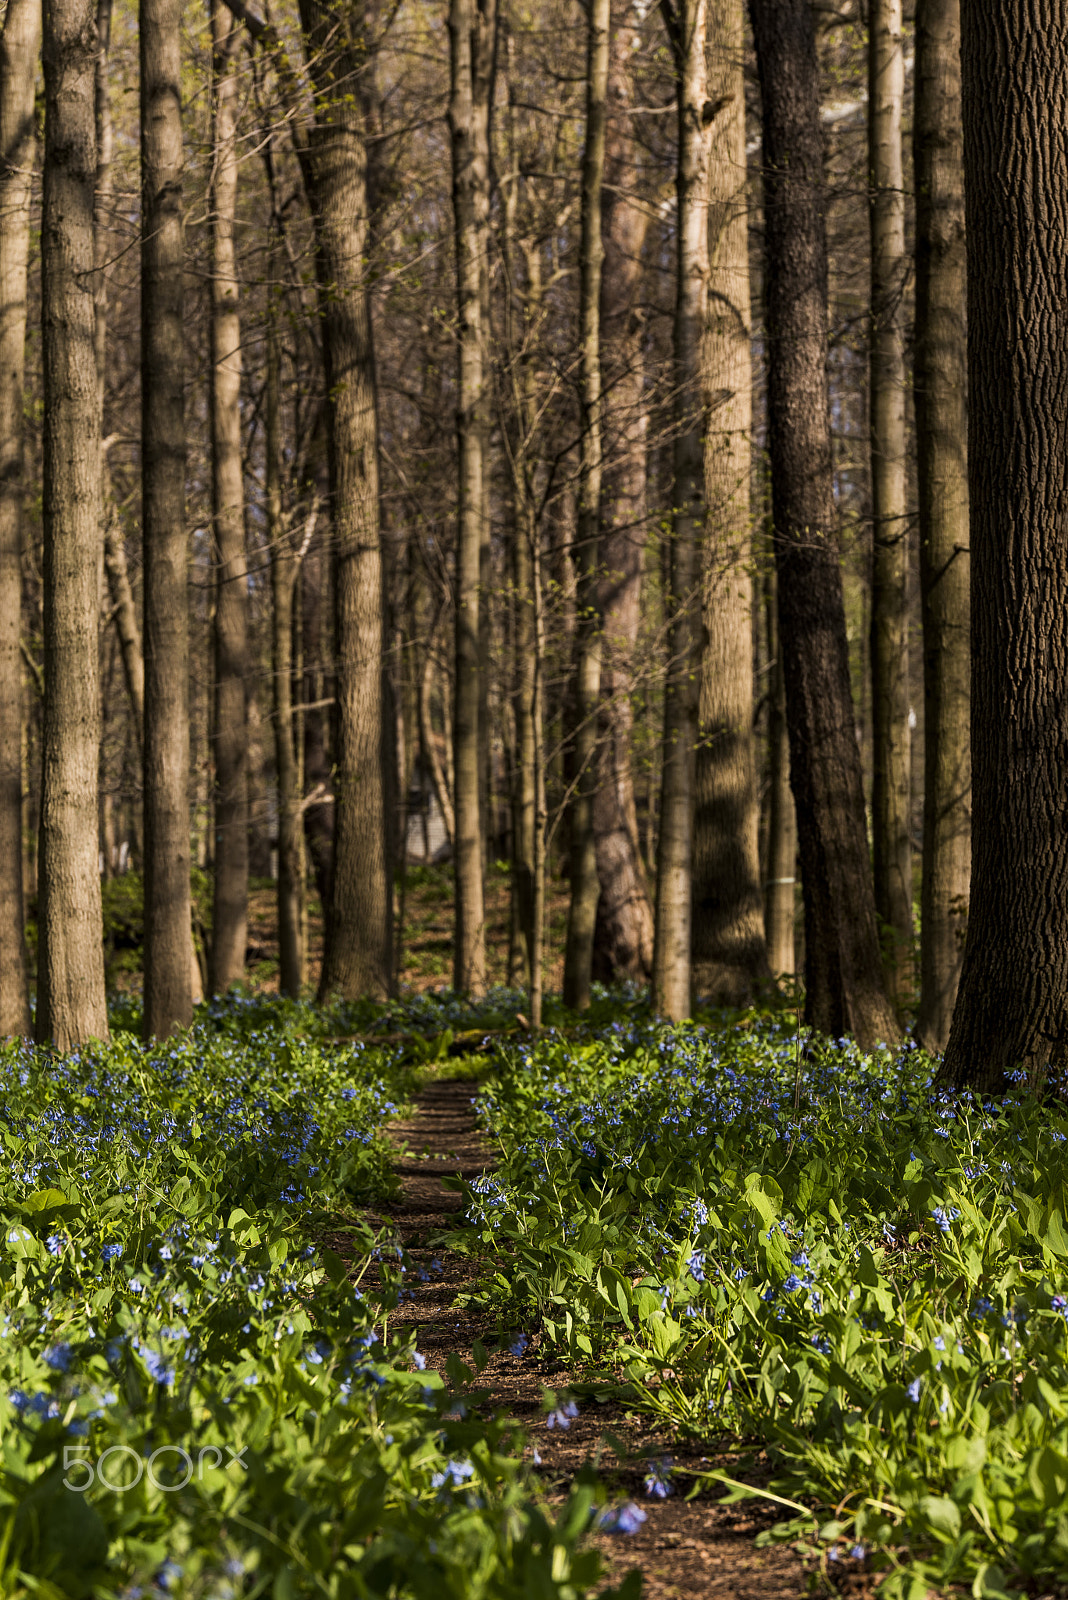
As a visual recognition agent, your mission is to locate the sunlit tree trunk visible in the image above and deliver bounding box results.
[763,557,796,978]
[591,0,654,986]
[914,0,969,1054]
[299,0,393,1001]
[692,0,768,1003]
[652,0,711,1021]
[749,0,899,1049]
[869,0,912,1001]
[141,0,193,1037]
[941,0,1068,1092]
[37,0,110,1048]
[209,2,249,994]
[563,0,609,1011]
[0,0,38,1037]
[448,0,496,995]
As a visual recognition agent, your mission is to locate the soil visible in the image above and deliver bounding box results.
[368,1077,872,1600]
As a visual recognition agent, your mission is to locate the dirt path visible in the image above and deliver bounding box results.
[372,1078,840,1600]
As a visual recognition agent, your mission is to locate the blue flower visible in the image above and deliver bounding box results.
[101,1242,123,1263]
[431,1458,475,1489]
[598,1501,647,1535]
[547,1400,578,1429]
[44,1342,73,1372]
[509,1333,529,1357]
[906,1378,921,1403]
[644,1457,673,1498]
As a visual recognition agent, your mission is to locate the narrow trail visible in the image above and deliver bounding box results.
[373,1078,836,1600]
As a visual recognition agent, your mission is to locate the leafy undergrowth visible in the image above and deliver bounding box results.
[0,992,638,1600]
[456,1015,1068,1600]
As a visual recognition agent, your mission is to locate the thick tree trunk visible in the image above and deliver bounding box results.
[37,0,109,1048]
[563,0,609,1011]
[652,0,710,1022]
[692,0,768,1004]
[869,0,912,1002]
[914,0,969,1055]
[749,0,899,1049]
[941,0,1068,1092]
[298,0,392,1002]
[141,0,193,1037]
[0,0,38,1038]
[591,0,654,987]
[209,4,249,994]
[301,527,334,921]
[267,257,303,999]
[763,558,796,978]
[448,0,495,996]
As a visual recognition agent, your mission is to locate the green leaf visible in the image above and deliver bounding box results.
[918,1494,961,1541]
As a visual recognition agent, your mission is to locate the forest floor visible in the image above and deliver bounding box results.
[366,1076,868,1600]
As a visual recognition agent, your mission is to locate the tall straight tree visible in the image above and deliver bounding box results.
[37,0,109,1048]
[0,0,38,1038]
[562,0,609,1012]
[592,0,654,985]
[749,0,899,1049]
[209,2,249,994]
[914,0,969,1054]
[942,0,1068,1091]
[869,0,912,1000]
[141,0,193,1037]
[448,0,496,996]
[652,0,711,1021]
[298,0,393,1001]
[692,0,768,1004]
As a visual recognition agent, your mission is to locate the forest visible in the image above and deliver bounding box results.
[2,0,1068,1595]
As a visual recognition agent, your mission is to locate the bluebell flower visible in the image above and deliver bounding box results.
[598,1501,647,1534]
[44,1342,73,1372]
[101,1242,123,1263]
[431,1458,475,1489]
[509,1333,529,1357]
[906,1378,921,1403]
[644,1457,673,1498]
[547,1399,578,1429]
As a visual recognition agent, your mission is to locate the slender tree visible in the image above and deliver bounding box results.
[141,0,193,1037]
[914,0,969,1054]
[298,0,393,1001]
[208,2,249,994]
[749,0,899,1049]
[652,0,711,1021]
[448,0,496,996]
[37,0,110,1048]
[592,0,655,985]
[0,0,38,1038]
[692,0,767,1003]
[869,0,912,1001]
[941,0,1068,1091]
[563,0,610,1011]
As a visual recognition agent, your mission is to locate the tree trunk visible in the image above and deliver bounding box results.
[591,0,655,987]
[298,0,393,1002]
[267,248,303,999]
[0,0,38,1038]
[37,0,110,1048]
[652,0,710,1022]
[914,0,969,1055]
[941,0,1068,1091]
[209,3,249,995]
[763,557,796,978]
[749,0,899,1050]
[692,0,768,1004]
[141,0,193,1038]
[869,0,912,1003]
[448,0,495,996]
[301,517,334,921]
[563,0,609,1012]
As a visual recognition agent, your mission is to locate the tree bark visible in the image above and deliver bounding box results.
[763,556,796,978]
[0,0,38,1038]
[941,0,1068,1091]
[209,2,249,995]
[563,0,609,1012]
[692,0,768,1004]
[267,245,303,999]
[591,0,655,987]
[298,0,393,1002]
[749,0,899,1049]
[141,0,193,1037]
[869,0,912,1002]
[448,0,496,996]
[652,0,711,1022]
[914,0,969,1055]
[37,0,110,1048]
